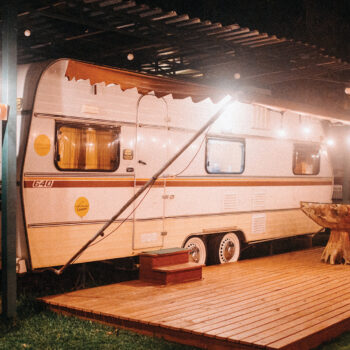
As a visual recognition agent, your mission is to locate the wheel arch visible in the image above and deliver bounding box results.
[230,230,246,244]
[182,228,247,247]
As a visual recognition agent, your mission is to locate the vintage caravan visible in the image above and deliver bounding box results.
[1,59,333,273]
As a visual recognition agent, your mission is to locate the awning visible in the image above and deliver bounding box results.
[65,60,230,103]
[65,59,350,123]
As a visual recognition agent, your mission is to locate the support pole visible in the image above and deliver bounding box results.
[1,0,17,318]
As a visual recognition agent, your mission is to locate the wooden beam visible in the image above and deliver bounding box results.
[240,62,348,86]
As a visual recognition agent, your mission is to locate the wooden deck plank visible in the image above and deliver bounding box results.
[128,273,305,320]
[40,247,350,350]
[124,265,337,320]
[147,268,350,326]
[155,275,338,331]
[192,276,350,336]
[227,290,350,342]
[267,310,350,349]
[207,278,350,337]
[252,302,350,346]
[110,270,289,317]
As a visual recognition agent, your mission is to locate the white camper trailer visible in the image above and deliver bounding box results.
[2,59,333,273]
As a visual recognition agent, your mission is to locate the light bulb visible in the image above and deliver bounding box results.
[302,126,311,134]
[326,138,335,147]
[277,128,287,138]
[234,73,241,80]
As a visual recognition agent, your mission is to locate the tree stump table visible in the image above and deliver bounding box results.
[301,202,350,264]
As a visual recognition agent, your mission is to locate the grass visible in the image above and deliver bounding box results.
[0,260,198,350]
[1,235,350,350]
[2,295,350,350]
[0,295,197,350]
[316,333,350,350]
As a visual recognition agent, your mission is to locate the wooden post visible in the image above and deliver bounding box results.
[1,0,17,318]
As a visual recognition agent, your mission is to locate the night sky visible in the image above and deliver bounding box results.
[144,0,350,62]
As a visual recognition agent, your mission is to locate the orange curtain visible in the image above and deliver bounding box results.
[58,125,118,170]
[96,130,115,170]
[85,129,98,169]
[57,126,83,169]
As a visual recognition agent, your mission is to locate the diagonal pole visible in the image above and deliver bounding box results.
[1,0,18,318]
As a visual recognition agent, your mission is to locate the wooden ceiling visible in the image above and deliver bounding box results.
[1,0,350,113]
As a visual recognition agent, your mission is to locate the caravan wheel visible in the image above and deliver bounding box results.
[184,237,207,265]
[209,233,240,264]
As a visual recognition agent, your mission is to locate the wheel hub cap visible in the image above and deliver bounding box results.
[223,241,235,261]
[188,244,200,263]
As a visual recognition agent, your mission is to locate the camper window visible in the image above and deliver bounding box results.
[55,123,120,171]
[206,137,245,174]
[293,144,320,175]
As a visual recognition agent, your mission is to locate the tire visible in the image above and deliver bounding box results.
[208,232,240,264]
[183,236,207,265]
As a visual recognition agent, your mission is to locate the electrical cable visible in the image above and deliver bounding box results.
[173,128,209,177]
[67,181,155,265]
[90,181,154,247]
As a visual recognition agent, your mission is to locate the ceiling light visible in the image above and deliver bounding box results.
[326,138,335,147]
[277,128,287,138]
[277,112,286,138]
[233,73,241,80]
[302,126,311,134]
[24,29,31,37]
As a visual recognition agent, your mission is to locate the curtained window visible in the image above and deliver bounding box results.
[56,123,120,171]
[293,143,320,175]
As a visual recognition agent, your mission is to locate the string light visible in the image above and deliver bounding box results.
[326,138,335,147]
[127,53,134,61]
[302,126,311,134]
[299,114,312,135]
[277,112,287,138]
[277,128,287,138]
[24,29,31,37]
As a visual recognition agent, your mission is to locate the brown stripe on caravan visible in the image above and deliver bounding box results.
[23,177,332,188]
[136,178,332,187]
[24,179,135,188]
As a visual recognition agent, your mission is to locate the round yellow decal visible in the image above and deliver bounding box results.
[75,197,89,218]
[34,134,51,156]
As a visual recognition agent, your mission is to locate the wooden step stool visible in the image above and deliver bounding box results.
[139,248,203,285]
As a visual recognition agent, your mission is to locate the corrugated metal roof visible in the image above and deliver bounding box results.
[1,0,350,114]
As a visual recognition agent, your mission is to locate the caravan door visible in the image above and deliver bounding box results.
[133,95,169,251]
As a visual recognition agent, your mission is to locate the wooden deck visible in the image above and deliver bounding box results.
[40,248,350,350]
